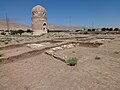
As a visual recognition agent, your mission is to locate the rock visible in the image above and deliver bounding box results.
[67,44,74,48]
[52,47,63,51]
[27,44,44,49]
[56,47,63,50]
[62,45,67,48]
[52,48,57,51]
[47,50,54,53]
[63,56,67,59]
[73,43,76,46]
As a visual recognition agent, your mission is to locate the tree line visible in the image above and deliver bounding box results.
[87,28,119,31]
[0,29,33,35]
[101,28,119,31]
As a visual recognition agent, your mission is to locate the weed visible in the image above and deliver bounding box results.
[72,51,75,53]
[6,38,12,42]
[114,51,119,54]
[95,56,101,60]
[4,41,9,44]
[0,54,3,57]
[16,40,20,43]
[0,38,12,44]
[67,57,78,66]
[1,32,6,35]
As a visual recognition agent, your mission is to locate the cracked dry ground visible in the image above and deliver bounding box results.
[0,36,120,90]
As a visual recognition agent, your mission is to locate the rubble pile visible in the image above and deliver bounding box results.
[45,43,78,62]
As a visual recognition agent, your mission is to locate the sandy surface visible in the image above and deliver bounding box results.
[0,34,120,90]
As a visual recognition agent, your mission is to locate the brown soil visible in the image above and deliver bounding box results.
[0,34,120,90]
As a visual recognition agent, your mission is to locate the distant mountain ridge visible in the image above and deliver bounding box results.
[0,20,83,31]
[48,24,83,30]
[0,20,31,30]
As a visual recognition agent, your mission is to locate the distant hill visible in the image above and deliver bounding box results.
[0,20,84,31]
[0,20,31,30]
[48,24,83,31]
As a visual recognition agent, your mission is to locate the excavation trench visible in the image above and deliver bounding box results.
[0,36,94,50]
[52,36,88,41]
[0,40,63,50]
[0,42,71,64]
[55,36,88,39]
[96,37,115,40]
[0,42,103,64]
[71,42,103,48]
[45,52,66,63]
[44,42,103,63]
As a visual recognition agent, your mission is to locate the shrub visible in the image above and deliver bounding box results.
[5,30,9,32]
[67,57,78,66]
[1,32,6,35]
[4,41,9,44]
[0,54,3,57]
[95,56,101,60]
[0,38,11,44]
[114,28,119,31]
[0,39,5,42]
[26,29,33,33]
[83,31,88,34]
[18,29,24,35]
[114,51,119,54]
[10,30,18,35]
[88,29,92,31]
[15,40,20,43]
[6,38,12,42]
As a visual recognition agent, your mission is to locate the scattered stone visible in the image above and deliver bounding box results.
[56,47,63,50]
[72,51,75,53]
[67,44,74,49]
[114,51,119,54]
[63,56,67,59]
[45,51,66,63]
[95,56,101,60]
[51,43,77,52]
[52,47,57,51]
[47,50,54,53]
[52,46,63,51]
[27,44,44,49]
[62,45,67,48]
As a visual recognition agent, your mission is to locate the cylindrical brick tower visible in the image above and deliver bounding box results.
[32,5,48,35]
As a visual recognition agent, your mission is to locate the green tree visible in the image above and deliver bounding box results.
[109,28,113,31]
[1,32,6,35]
[18,29,24,35]
[26,29,33,33]
[114,28,119,31]
[101,28,106,31]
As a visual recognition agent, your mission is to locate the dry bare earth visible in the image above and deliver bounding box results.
[0,34,120,90]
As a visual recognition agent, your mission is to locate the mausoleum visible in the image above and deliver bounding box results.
[32,5,48,35]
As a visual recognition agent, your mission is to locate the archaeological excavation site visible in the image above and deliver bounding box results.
[0,1,120,90]
[0,33,120,90]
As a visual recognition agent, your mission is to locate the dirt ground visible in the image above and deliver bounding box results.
[0,33,120,90]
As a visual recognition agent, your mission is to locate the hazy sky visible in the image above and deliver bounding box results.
[0,0,120,28]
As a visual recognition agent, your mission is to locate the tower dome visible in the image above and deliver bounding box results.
[32,5,46,14]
